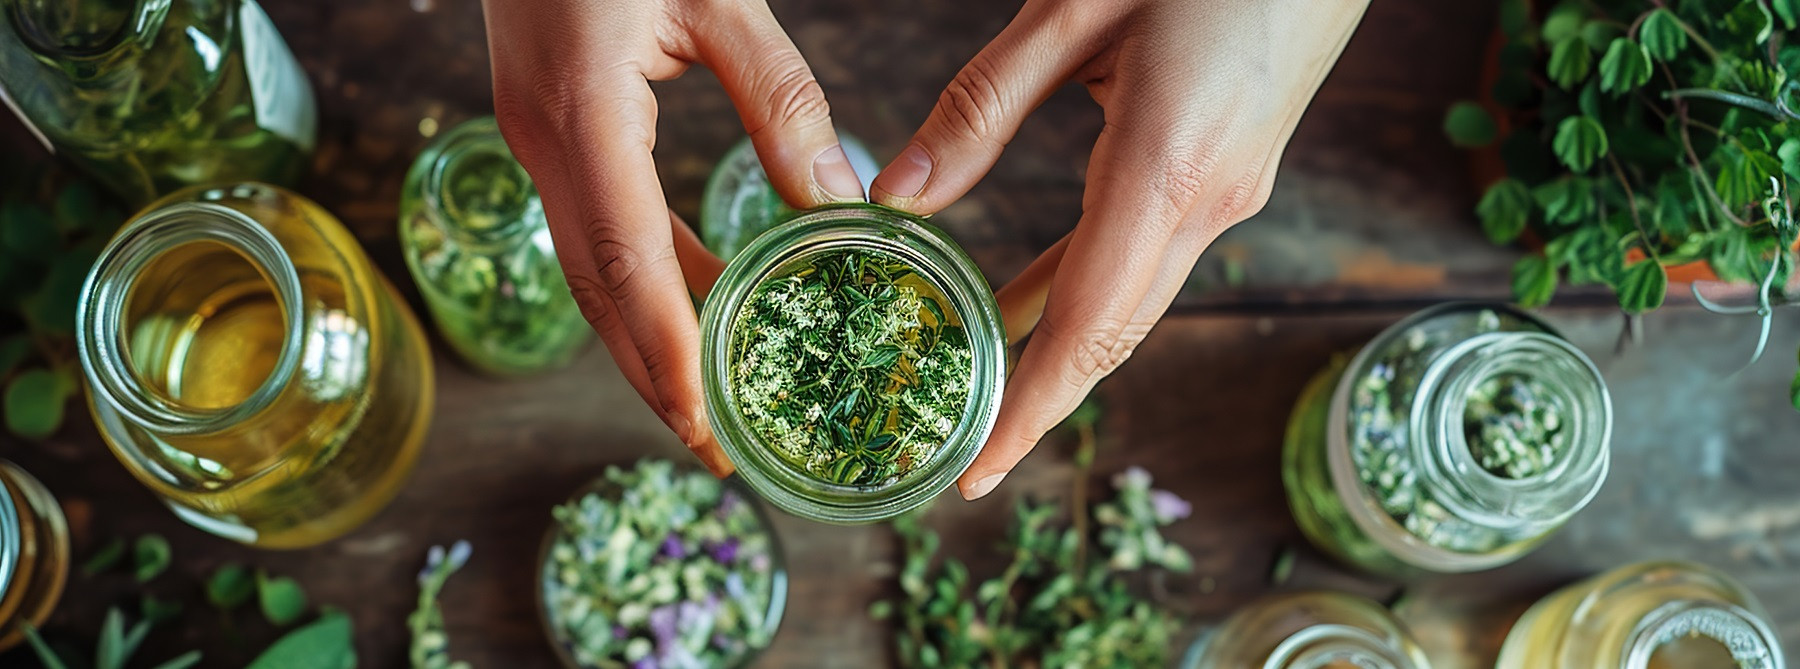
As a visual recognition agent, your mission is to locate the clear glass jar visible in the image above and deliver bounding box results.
[1283,303,1611,576]
[1182,591,1431,669]
[536,460,787,669]
[399,116,590,376]
[0,0,316,206]
[699,203,1006,524]
[1497,561,1784,669]
[698,134,879,260]
[76,183,432,549]
[0,460,69,651]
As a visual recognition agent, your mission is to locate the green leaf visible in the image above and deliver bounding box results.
[23,248,100,336]
[1477,179,1533,243]
[1548,38,1593,90]
[1640,9,1689,61]
[53,181,103,236]
[1722,1,1774,46]
[1541,3,1586,44]
[208,563,256,610]
[141,594,183,624]
[97,607,126,669]
[1617,260,1668,314]
[1717,149,1780,208]
[1534,177,1597,225]
[20,622,71,669]
[1444,102,1498,147]
[1777,0,1800,30]
[1512,255,1558,307]
[1580,21,1621,52]
[1552,116,1609,172]
[82,537,128,576]
[133,534,172,583]
[1598,38,1652,94]
[147,651,203,669]
[245,611,355,669]
[1790,364,1799,412]
[5,368,68,440]
[0,202,58,261]
[258,571,309,626]
[0,334,30,380]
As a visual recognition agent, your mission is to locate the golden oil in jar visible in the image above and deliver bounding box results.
[0,460,70,650]
[78,183,433,549]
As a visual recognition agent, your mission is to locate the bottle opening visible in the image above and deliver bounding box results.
[1459,368,1574,481]
[426,126,534,241]
[123,239,287,411]
[1269,624,1419,669]
[8,0,143,57]
[1647,635,1734,669]
[1627,602,1783,669]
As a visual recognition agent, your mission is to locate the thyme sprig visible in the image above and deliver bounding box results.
[731,249,973,486]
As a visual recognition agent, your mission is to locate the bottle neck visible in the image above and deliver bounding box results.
[1411,331,1610,532]
[414,118,537,252]
[1265,624,1421,669]
[1621,600,1783,669]
[5,0,168,68]
[76,201,304,436]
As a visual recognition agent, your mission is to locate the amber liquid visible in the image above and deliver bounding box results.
[108,234,432,548]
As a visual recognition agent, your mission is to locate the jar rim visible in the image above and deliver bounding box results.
[0,465,19,606]
[76,197,305,436]
[411,116,536,247]
[1622,599,1784,669]
[5,0,168,63]
[699,203,1006,524]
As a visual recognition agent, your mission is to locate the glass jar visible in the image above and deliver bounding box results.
[698,134,879,260]
[0,0,316,206]
[699,203,1005,524]
[0,461,69,652]
[536,459,787,669]
[399,116,590,376]
[1181,591,1431,669]
[1497,561,1784,669]
[1283,303,1611,576]
[76,183,432,549]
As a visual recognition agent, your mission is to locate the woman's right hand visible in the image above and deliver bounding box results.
[479,0,866,476]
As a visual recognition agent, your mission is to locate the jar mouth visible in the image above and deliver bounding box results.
[699,204,1006,524]
[7,0,165,62]
[1623,600,1784,669]
[418,117,535,246]
[77,200,305,435]
[0,473,19,607]
[1266,624,1422,669]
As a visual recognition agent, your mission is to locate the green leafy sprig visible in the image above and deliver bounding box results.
[410,541,472,669]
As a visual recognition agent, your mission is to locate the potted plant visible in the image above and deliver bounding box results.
[1445,0,1800,409]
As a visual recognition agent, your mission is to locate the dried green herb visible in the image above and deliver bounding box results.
[132,534,171,584]
[21,608,201,669]
[542,460,779,669]
[870,407,1192,667]
[731,248,973,486]
[410,541,472,669]
[1465,372,1568,479]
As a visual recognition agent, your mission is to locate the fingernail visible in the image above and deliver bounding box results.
[665,410,693,445]
[962,472,1006,501]
[873,144,932,200]
[813,144,866,202]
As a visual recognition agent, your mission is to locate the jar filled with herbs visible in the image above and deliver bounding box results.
[1182,591,1430,669]
[538,459,785,669]
[76,183,432,549]
[0,460,69,651]
[698,134,879,260]
[1283,303,1611,576]
[699,204,1005,524]
[399,116,590,376]
[1498,561,1784,669]
[0,0,316,207]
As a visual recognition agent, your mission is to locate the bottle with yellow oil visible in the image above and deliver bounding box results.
[0,461,70,651]
[1497,561,1783,669]
[75,183,433,549]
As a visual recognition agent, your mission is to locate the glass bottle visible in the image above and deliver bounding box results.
[76,183,431,549]
[0,460,69,651]
[1283,303,1611,576]
[699,204,1006,524]
[698,134,880,260]
[1497,561,1784,669]
[1181,591,1431,669]
[399,116,590,376]
[0,0,316,206]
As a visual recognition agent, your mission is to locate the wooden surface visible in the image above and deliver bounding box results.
[4,0,1800,667]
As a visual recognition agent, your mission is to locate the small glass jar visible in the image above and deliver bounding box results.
[698,134,879,260]
[1497,561,1784,669]
[1283,303,1611,576]
[76,183,432,549]
[699,204,1006,524]
[1182,591,1431,669]
[399,116,590,376]
[0,461,69,652]
[0,0,316,206]
[536,460,787,669]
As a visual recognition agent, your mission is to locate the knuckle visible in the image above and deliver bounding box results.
[566,274,618,332]
[1216,172,1274,225]
[935,57,1008,144]
[1039,312,1147,385]
[749,61,831,137]
[588,233,643,295]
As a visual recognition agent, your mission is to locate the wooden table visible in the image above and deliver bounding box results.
[5,0,1800,667]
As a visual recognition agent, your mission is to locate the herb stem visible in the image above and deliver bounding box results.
[1664,88,1799,121]
[1609,155,1662,265]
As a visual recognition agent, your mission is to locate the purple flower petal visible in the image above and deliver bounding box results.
[1150,489,1192,522]
[649,604,679,649]
[632,659,657,669]
[613,625,630,640]
[659,532,686,560]
[708,537,740,564]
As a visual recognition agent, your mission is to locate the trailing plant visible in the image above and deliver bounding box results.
[868,402,1195,667]
[1446,0,1800,408]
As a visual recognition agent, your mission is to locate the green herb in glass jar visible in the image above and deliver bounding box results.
[0,0,316,206]
[1283,303,1612,576]
[539,460,785,669]
[730,248,973,487]
[699,135,879,260]
[399,116,591,377]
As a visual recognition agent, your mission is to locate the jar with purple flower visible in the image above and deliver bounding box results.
[537,459,786,669]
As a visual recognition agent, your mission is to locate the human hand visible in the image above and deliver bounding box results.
[481,0,867,476]
[868,0,1370,499]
